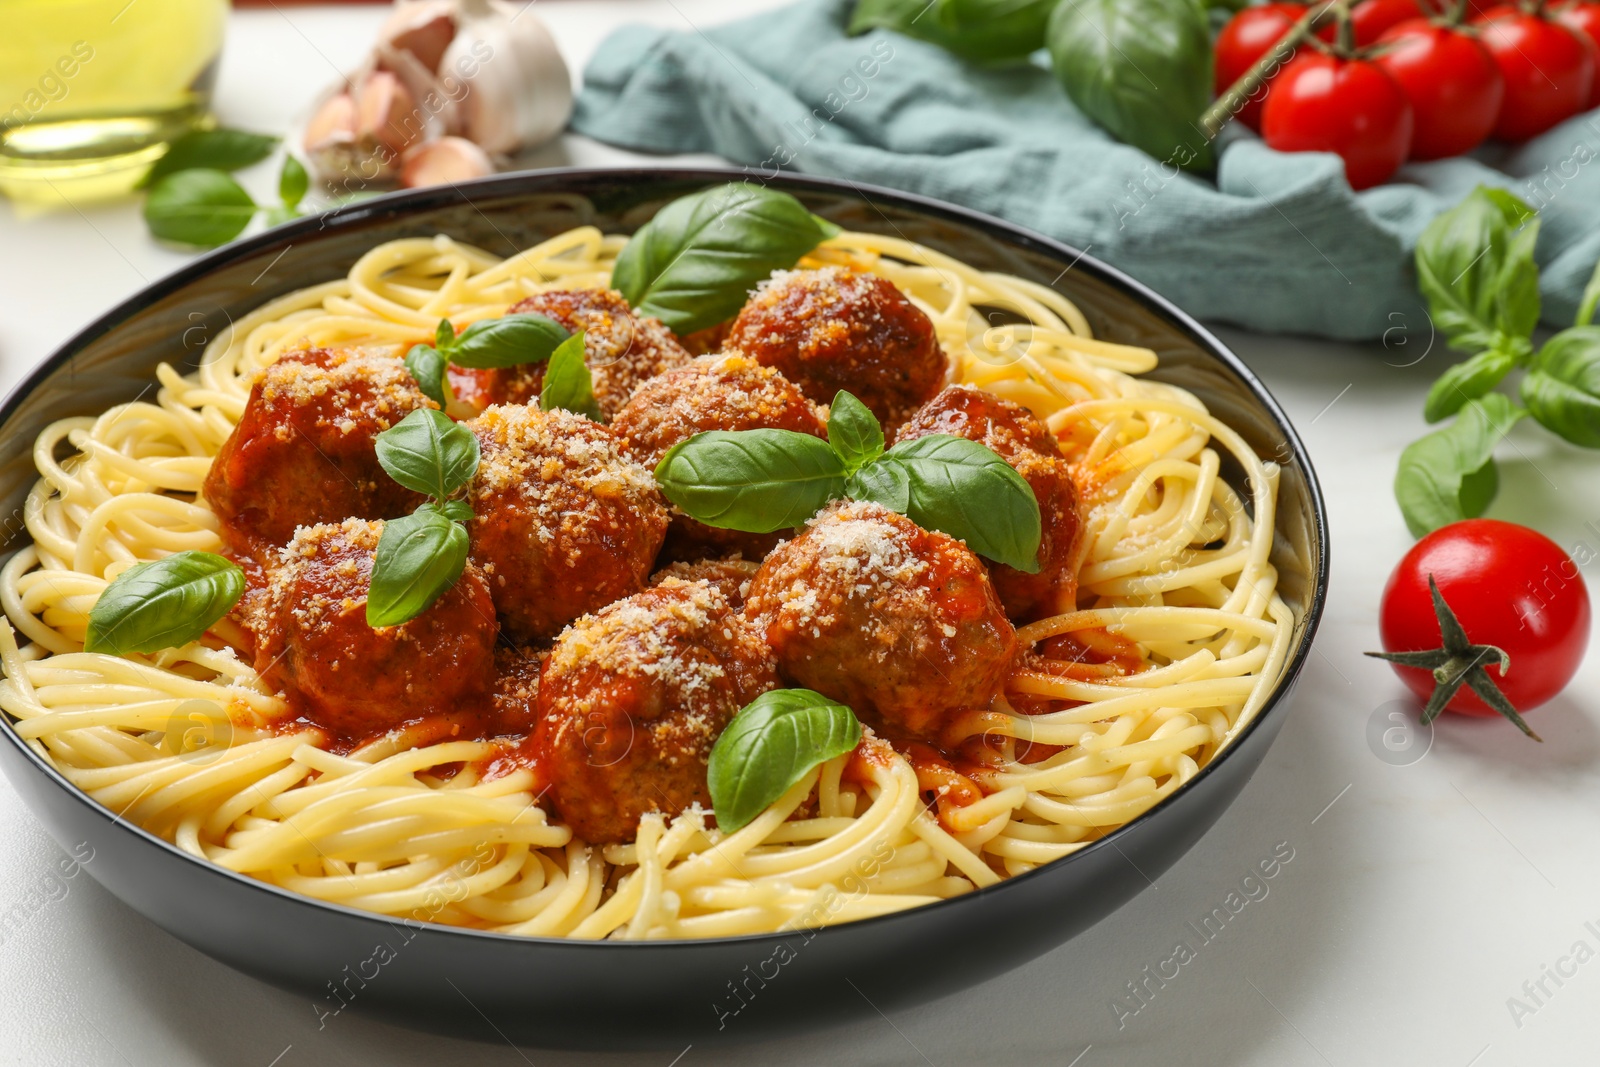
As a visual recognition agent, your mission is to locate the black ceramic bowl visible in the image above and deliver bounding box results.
[0,168,1327,1051]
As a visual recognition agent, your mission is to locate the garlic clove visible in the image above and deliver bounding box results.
[375,40,463,140]
[304,91,371,187]
[377,0,459,76]
[355,70,424,160]
[439,0,572,156]
[399,136,496,188]
[303,91,357,152]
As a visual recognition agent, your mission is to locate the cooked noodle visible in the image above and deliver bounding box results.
[0,224,1294,939]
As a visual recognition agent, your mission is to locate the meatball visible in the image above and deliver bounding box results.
[204,348,432,551]
[745,500,1016,741]
[534,578,778,843]
[465,404,668,643]
[895,385,1083,620]
[725,267,946,430]
[612,351,826,560]
[479,289,692,417]
[650,558,760,610]
[254,519,497,740]
[489,647,543,737]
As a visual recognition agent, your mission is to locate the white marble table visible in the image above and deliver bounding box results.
[2,4,1598,1065]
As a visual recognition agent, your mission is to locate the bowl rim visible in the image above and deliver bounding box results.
[0,165,1331,952]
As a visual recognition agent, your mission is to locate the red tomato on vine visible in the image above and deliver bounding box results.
[1376,19,1504,160]
[1261,52,1414,189]
[1475,6,1596,140]
[1372,520,1591,739]
[1557,1,1600,107]
[1351,0,1427,44]
[1214,2,1310,130]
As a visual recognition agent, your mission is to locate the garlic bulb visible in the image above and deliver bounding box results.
[440,0,572,155]
[302,0,572,189]
[378,0,457,75]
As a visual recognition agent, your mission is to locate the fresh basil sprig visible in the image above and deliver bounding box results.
[1047,0,1215,173]
[538,332,604,421]
[1413,188,1540,423]
[84,551,245,655]
[1415,187,1539,360]
[1397,190,1600,536]
[655,390,1042,570]
[1394,394,1523,539]
[144,153,311,248]
[374,406,480,501]
[708,688,862,833]
[848,0,1057,62]
[450,313,571,369]
[860,434,1042,572]
[367,409,480,627]
[403,313,573,404]
[826,390,885,474]
[139,127,279,189]
[612,183,840,335]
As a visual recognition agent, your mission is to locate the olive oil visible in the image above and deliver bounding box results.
[0,0,228,203]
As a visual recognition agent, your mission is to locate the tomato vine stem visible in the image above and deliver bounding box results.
[1200,0,1346,139]
[1365,575,1542,741]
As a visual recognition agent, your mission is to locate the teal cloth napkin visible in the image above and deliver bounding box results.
[571,0,1600,342]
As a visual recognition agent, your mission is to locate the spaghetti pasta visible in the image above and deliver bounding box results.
[0,223,1293,939]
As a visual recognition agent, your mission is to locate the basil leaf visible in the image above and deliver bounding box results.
[139,128,278,188]
[708,689,862,833]
[877,434,1042,571]
[436,318,457,350]
[1394,394,1524,538]
[826,390,884,474]
[1495,214,1542,343]
[437,499,475,523]
[374,408,480,501]
[143,169,259,248]
[85,551,245,655]
[404,344,449,407]
[1521,326,1600,449]
[849,0,1058,62]
[279,154,309,210]
[367,506,470,628]
[1414,187,1539,355]
[655,430,846,533]
[612,183,840,334]
[1423,347,1517,424]
[1047,0,1214,172]
[538,332,604,422]
[845,457,911,513]
[449,313,570,370]
[1576,258,1600,328]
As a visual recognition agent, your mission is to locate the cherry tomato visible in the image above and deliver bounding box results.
[1377,19,1504,160]
[1379,520,1591,718]
[1557,2,1600,107]
[1214,3,1308,131]
[1261,52,1414,189]
[1476,9,1595,140]
[1351,0,1426,45]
